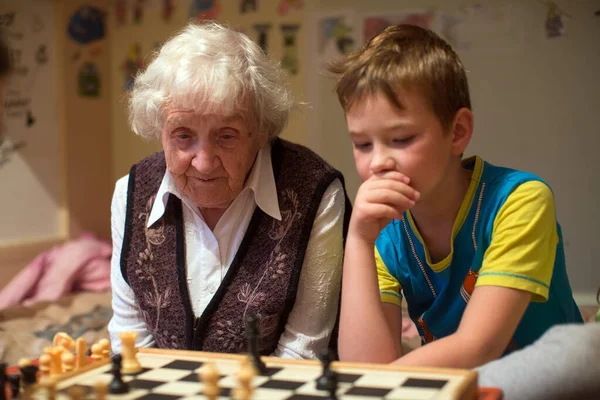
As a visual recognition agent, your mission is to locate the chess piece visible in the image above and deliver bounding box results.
[316,348,338,399]
[67,385,85,400]
[0,362,7,400]
[91,343,103,362]
[62,350,75,373]
[53,332,75,351]
[20,364,38,400]
[45,347,63,375]
[118,332,142,374]
[75,338,89,370]
[109,354,129,394]
[95,380,108,400]
[199,362,220,400]
[233,358,254,400]
[245,314,267,375]
[7,374,20,399]
[39,354,52,378]
[39,376,57,400]
[98,338,111,360]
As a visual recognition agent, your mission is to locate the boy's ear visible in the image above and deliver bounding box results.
[450,107,473,156]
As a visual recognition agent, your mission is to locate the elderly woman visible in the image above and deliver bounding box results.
[108,22,350,359]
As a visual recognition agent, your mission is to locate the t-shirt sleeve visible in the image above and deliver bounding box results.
[375,245,403,307]
[476,181,558,302]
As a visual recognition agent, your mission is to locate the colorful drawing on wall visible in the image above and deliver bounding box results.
[35,44,48,64]
[133,0,146,24]
[162,0,175,22]
[122,43,143,92]
[317,13,356,67]
[189,0,220,21]
[278,0,302,16]
[362,10,433,44]
[541,1,570,38]
[280,24,300,75]
[253,23,271,52]
[67,5,106,45]
[240,0,258,14]
[78,62,101,97]
[115,0,127,26]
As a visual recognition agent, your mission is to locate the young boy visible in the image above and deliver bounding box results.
[329,24,583,369]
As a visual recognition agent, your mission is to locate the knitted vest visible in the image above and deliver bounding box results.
[120,138,350,354]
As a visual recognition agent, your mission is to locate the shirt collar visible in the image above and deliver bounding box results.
[147,141,281,228]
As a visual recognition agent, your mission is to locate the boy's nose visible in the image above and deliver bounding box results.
[370,151,396,175]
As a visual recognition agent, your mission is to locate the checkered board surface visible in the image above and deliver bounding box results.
[34,348,478,400]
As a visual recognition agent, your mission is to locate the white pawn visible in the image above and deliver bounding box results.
[61,350,75,373]
[199,362,220,400]
[233,358,255,400]
[91,343,103,362]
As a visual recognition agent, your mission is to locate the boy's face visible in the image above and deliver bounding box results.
[346,90,462,204]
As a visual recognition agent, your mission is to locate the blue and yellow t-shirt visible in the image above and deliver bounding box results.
[376,156,583,352]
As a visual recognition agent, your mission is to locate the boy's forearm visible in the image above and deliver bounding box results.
[393,333,496,369]
[339,236,399,363]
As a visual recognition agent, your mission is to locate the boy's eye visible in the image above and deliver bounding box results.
[353,142,372,150]
[393,136,414,145]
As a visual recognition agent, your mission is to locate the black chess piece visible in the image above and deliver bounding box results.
[245,314,267,375]
[109,354,129,394]
[316,348,334,391]
[19,365,38,388]
[0,362,7,400]
[7,374,19,399]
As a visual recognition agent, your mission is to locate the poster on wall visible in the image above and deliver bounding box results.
[362,10,434,44]
[189,0,220,21]
[316,11,358,68]
[0,0,63,243]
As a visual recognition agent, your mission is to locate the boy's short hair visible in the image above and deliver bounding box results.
[328,24,471,132]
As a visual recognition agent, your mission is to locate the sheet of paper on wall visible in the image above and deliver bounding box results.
[316,10,359,69]
[362,10,434,45]
[0,0,63,243]
[432,3,525,54]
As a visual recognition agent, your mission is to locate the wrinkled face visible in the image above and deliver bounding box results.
[346,90,458,204]
[161,109,267,211]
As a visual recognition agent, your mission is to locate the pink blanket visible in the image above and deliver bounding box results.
[0,234,112,309]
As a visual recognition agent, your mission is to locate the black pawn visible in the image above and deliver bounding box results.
[0,363,6,400]
[109,354,129,394]
[245,314,267,375]
[7,375,19,399]
[19,365,38,388]
[316,348,338,399]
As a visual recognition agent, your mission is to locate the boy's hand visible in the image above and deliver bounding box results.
[350,171,420,244]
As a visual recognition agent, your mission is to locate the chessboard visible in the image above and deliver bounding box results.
[29,348,482,400]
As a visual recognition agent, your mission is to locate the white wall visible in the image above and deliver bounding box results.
[307,0,600,297]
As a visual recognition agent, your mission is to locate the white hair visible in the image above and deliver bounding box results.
[128,22,294,140]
